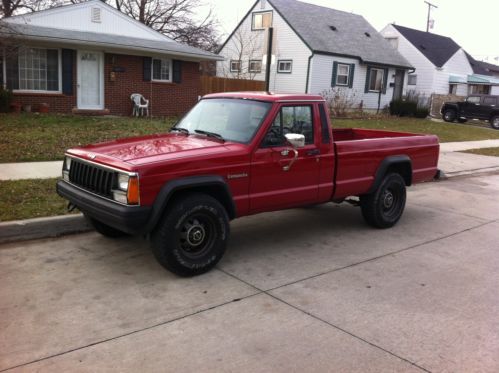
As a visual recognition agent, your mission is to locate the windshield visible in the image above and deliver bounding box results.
[174,98,272,143]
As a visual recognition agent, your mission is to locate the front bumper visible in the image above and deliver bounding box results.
[56,180,151,235]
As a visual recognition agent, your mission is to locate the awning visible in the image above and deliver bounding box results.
[449,74,499,85]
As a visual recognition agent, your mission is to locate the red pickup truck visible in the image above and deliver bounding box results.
[57,92,439,276]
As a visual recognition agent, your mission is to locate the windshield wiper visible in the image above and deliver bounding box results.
[170,127,190,135]
[194,129,225,142]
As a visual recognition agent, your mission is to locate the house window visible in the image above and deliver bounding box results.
[336,64,350,86]
[368,68,384,92]
[252,11,272,30]
[152,58,172,81]
[449,84,457,94]
[18,47,60,92]
[277,60,292,73]
[408,74,417,85]
[385,37,398,49]
[249,60,262,73]
[469,84,490,95]
[230,60,241,72]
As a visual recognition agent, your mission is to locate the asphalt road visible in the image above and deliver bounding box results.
[1,172,499,372]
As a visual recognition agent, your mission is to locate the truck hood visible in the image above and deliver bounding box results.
[69,133,229,163]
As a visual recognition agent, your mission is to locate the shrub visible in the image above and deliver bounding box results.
[390,90,430,118]
[0,88,13,113]
[320,87,359,117]
[415,108,429,118]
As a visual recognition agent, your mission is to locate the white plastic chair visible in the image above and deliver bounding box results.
[130,93,149,117]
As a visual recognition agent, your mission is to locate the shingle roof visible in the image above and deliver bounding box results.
[392,24,460,67]
[464,52,491,75]
[0,22,222,61]
[268,0,411,68]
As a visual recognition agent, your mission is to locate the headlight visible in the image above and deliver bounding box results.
[117,173,129,191]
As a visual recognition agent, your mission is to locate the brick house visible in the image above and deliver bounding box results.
[0,0,221,116]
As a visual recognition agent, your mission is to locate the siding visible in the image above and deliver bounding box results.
[309,54,396,110]
[433,49,473,94]
[6,1,167,41]
[380,24,435,95]
[217,0,311,93]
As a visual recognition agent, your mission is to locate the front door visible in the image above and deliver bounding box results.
[77,51,104,110]
[392,69,405,100]
[249,104,321,213]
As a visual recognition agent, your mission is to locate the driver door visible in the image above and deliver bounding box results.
[249,104,321,213]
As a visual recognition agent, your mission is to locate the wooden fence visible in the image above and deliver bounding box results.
[429,93,465,118]
[200,76,265,96]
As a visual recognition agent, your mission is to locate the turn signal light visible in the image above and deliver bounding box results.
[127,176,140,205]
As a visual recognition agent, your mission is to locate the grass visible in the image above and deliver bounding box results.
[461,147,499,157]
[2,114,499,163]
[0,178,70,221]
[334,117,499,143]
[0,114,174,163]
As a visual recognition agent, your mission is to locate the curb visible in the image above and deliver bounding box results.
[0,214,92,245]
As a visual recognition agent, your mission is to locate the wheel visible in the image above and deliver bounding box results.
[360,173,407,229]
[87,216,128,238]
[151,193,229,277]
[443,109,456,122]
[457,118,467,123]
[490,115,499,130]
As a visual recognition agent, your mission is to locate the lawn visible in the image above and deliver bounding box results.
[2,114,499,163]
[0,114,174,163]
[0,178,70,221]
[334,117,499,143]
[461,147,499,157]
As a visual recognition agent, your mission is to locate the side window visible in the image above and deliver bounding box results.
[483,97,497,106]
[262,105,314,147]
[466,96,480,104]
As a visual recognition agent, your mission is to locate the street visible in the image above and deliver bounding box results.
[1,172,498,372]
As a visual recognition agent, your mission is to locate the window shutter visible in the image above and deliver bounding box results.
[331,61,338,87]
[348,63,355,88]
[172,60,182,83]
[61,49,74,95]
[143,57,152,81]
[364,66,371,93]
[382,68,389,94]
[6,49,19,90]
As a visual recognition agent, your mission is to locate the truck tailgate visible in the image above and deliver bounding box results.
[333,128,439,199]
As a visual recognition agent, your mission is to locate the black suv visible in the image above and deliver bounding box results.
[441,94,499,130]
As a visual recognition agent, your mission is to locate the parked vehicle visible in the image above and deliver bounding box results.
[57,92,440,276]
[441,94,499,129]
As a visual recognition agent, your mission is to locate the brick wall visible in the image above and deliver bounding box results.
[105,53,200,117]
[12,52,201,117]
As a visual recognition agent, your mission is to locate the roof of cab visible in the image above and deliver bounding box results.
[202,92,325,102]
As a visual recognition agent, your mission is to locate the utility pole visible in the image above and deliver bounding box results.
[265,27,273,92]
[424,1,438,32]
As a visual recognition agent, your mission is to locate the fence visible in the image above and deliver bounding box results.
[430,93,465,118]
[200,76,266,96]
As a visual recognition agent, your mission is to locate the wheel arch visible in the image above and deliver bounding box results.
[367,155,412,194]
[145,175,236,233]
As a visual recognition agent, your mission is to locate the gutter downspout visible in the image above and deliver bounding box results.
[305,53,314,93]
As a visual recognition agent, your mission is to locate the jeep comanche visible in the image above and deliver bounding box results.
[57,92,440,276]
[441,94,499,129]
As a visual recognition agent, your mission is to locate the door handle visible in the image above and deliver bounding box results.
[306,149,320,156]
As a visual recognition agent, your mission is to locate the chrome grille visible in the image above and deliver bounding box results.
[69,159,115,198]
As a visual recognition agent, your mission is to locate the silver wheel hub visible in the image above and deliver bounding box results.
[383,192,394,208]
[186,225,205,247]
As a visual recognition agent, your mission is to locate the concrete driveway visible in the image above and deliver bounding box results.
[1,172,499,372]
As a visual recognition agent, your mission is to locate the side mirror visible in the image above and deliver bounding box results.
[285,133,305,148]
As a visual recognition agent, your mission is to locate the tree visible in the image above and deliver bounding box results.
[1,0,54,18]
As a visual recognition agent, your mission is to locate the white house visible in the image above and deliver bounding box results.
[217,0,412,110]
[380,24,499,96]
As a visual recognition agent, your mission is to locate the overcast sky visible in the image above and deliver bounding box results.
[205,0,499,63]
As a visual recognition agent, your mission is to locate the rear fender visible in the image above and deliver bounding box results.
[367,155,412,194]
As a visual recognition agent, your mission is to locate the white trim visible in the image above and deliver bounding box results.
[77,50,104,110]
[13,47,62,93]
[368,68,385,92]
[277,60,292,73]
[336,63,350,86]
[151,57,172,82]
[230,60,242,72]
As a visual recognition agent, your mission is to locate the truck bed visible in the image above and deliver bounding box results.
[332,128,439,199]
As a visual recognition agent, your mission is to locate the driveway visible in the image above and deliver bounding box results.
[1,172,499,372]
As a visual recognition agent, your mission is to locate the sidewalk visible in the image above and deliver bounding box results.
[1,139,499,181]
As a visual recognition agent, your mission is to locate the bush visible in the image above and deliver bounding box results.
[0,88,13,113]
[415,108,429,118]
[389,99,418,117]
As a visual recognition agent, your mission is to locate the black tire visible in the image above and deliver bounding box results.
[360,173,407,229]
[87,216,128,238]
[490,115,499,130]
[457,118,467,123]
[443,109,456,122]
[151,193,229,277]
